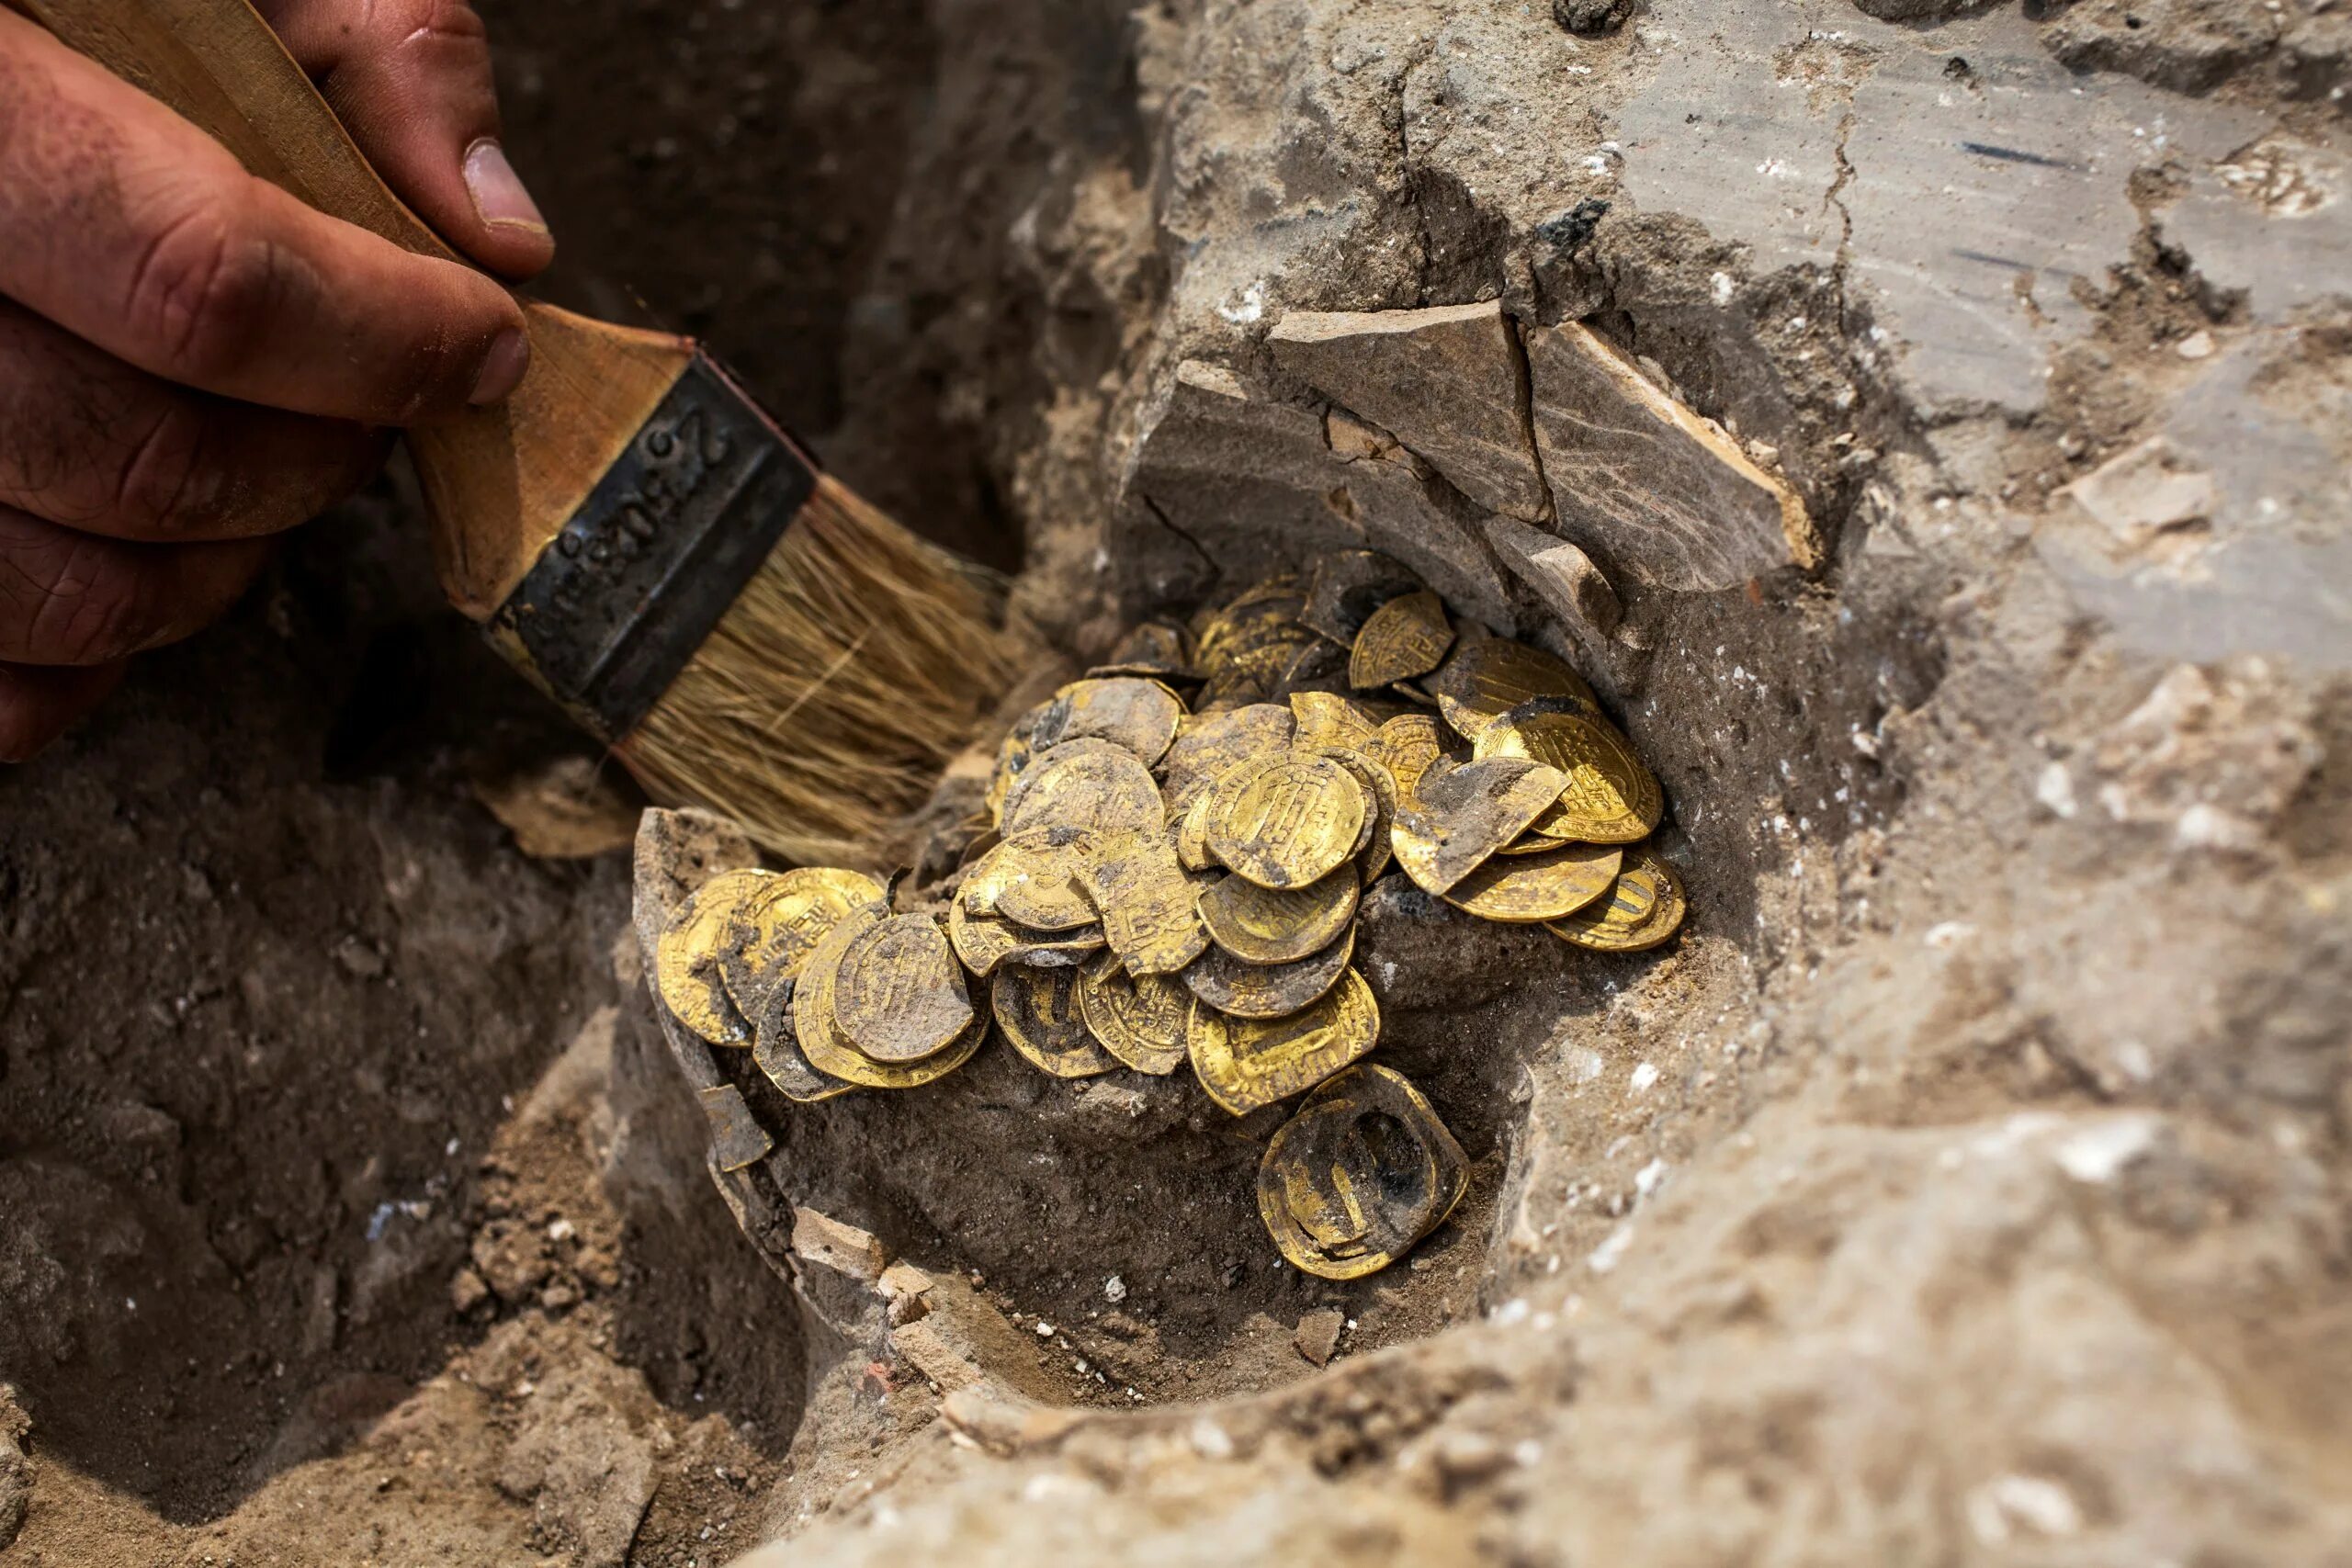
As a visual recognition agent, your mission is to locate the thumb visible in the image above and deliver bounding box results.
[257,0,555,281]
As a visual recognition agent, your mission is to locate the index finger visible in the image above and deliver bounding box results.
[0,9,528,424]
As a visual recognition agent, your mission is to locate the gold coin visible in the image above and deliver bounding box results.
[1256,1064,1466,1280]
[1370,712,1447,802]
[834,914,975,1062]
[1547,847,1687,952]
[1030,677,1187,766]
[963,826,1098,931]
[1183,924,1353,1020]
[1161,703,1296,815]
[750,976,857,1103]
[1172,790,1216,872]
[1288,691,1382,753]
[654,868,777,1047]
[1474,705,1662,844]
[1087,619,1193,678]
[1442,841,1623,923]
[1314,747,1396,882]
[1428,628,1599,740]
[717,866,886,1019]
[1077,951,1190,1075]
[1205,753,1366,890]
[1080,830,1209,976]
[1187,968,1380,1116]
[796,908,982,1089]
[992,964,1117,1078]
[1303,550,1423,646]
[1389,756,1569,896]
[1001,923,1109,967]
[1350,589,1455,689]
[1197,863,1360,965]
[947,899,1019,977]
[1001,739,1164,836]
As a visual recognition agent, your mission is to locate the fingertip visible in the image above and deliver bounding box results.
[468,325,531,406]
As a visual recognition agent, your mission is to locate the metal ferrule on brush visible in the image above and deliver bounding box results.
[487,355,819,742]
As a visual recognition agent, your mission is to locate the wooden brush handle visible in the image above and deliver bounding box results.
[20,0,699,620]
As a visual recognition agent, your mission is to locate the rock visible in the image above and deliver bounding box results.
[1269,302,1549,522]
[1483,518,1623,639]
[880,1261,937,1325]
[449,1266,492,1314]
[495,1362,658,1568]
[1294,1307,1345,1367]
[0,1384,28,1552]
[2087,661,2321,851]
[791,1208,890,1283]
[471,754,642,859]
[888,1274,1066,1403]
[1551,0,1633,33]
[1523,321,1815,592]
[2055,438,2218,547]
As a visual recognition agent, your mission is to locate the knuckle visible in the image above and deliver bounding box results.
[124,197,284,388]
[378,0,491,47]
[109,402,213,537]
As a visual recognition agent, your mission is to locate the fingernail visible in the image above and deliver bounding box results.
[465,139,548,233]
[469,328,531,405]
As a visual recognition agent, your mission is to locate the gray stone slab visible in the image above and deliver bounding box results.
[1524,321,1815,592]
[1269,301,1550,521]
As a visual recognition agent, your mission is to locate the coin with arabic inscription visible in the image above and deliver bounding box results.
[1182,925,1353,1020]
[795,908,982,1089]
[964,826,1098,931]
[1206,753,1365,890]
[1256,1064,1466,1280]
[1441,841,1623,923]
[1370,713,1447,803]
[1388,756,1568,896]
[834,914,974,1062]
[1350,590,1454,689]
[1314,746,1396,882]
[717,866,884,1018]
[1428,629,1598,740]
[1197,863,1360,966]
[654,868,777,1047]
[1080,830,1209,976]
[993,964,1117,1078]
[1288,691,1382,753]
[1161,703,1295,816]
[1030,677,1186,766]
[1077,952,1190,1075]
[1474,705,1661,844]
[1001,739,1163,836]
[1187,968,1380,1116]
[1546,847,1687,952]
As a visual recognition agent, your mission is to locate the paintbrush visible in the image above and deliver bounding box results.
[22,0,1017,865]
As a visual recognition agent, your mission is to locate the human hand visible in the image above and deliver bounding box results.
[0,0,552,760]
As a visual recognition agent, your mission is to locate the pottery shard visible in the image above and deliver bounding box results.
[1271,301,1551,523]
[791,1207,888,1283]
[1484,517,1623,639]
[1523,321,1816,592]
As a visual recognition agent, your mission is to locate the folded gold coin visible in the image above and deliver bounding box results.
[1077,952,1190,1075]
[1474,705,1662,844]
[1546,846,1688,952]
[1187,968,1379,1116]
[1389,756,1568,896]
[994,963,1118,1078]
[1197,863,1360,966]
[1256,1063,1466,1280]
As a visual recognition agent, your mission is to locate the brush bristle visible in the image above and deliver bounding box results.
[615,475,1017,864]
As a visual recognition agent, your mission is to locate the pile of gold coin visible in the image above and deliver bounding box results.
[655,551,1686,1280]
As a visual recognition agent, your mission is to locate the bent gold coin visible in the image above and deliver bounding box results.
[654,868,779,1047]
[1205,753,1365,890]
[1428,629,1598,740]
[751,976,857,1103]
[1077,951,1190,1075]
[718,866,886,1018]
[1183,924,1353,1021]
[1256,1063,1467,1280]
[1350,589,1454,689]
[835,914,974,1062]
[1188,968,1380,1116]
[1288,691,1382,754]
[1080,830,1209,976]
[1089,619,1193,678]
[1441,841,1623,923]
[1389,756,1569,896]
[964,826,1097,931]
[1001,739,1164,836]
[1474,705,1662,844]
[1197,863,1359,966]
[796,908,981,1089]
[993,964,1117,1078]
[1030,677,1186,766]
[1161,703,1295,816]
[1547,847,1688,952]
[1303,549,1423,646]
